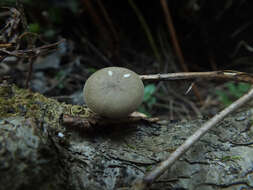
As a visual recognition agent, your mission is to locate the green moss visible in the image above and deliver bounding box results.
[0,84,93,130]
[125,143,137,150]
[145,165,153,172]
[221,155,241,162]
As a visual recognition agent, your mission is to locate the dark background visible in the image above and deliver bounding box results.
[1,0,253,119]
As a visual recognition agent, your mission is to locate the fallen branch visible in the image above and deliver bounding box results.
[131,86,253,190]
[140,70,253,84]
[62,112,159,130]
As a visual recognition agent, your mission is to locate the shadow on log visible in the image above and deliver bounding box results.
[1,83,253,190]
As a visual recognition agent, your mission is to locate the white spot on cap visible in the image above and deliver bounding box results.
[108,70,113,76]
[58,132,64,138]
[123,73,131,78]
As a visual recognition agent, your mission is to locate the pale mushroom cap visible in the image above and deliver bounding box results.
[84,67,144,118]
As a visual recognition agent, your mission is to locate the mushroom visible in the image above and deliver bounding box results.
[83,67,144,118]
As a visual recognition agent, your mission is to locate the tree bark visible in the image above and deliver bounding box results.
[1,83,253,190]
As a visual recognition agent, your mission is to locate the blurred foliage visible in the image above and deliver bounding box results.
[55,70,66,89]
[0,0,32,6]
[139,84,156,116]
[143,84,156,106]
[28,23,40,33]
[216,82,251,106]
[1,0,253,72]
[1,0,79,40]
[1,0,253,117]
[128,0,161,63]
[87,68,97,74]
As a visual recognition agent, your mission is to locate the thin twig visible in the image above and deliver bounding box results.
[140,70,253,84]
[25,57,35,88]
[81,0,115,54]
[96,0,119,53]
[131,87,253,190]
[16,0,28,31]
[160,0,187,71]
[128,0,161,63]
[0,39,65,58]
[16,0,35,89]
[160,0,202,103]
[81,37,112,66]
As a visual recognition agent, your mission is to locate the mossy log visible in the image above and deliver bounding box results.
[1,83,253,190]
